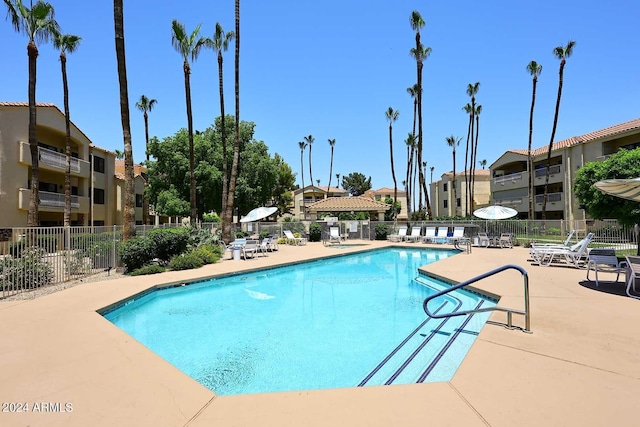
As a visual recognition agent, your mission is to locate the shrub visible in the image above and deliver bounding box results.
[191,245,219,265]
[375,223,390,240]
[235,231,249,238]
[9,235,58,257]
[189,227,221,248]
[147,228,190,264]
[308,222,322,242]
[129,264,166,276]
[64,251,87,276]
[277,237,287,245]
[120,237,156,272]
[168,252,204,271]
[0,247,53,291]
[202,212,221,223]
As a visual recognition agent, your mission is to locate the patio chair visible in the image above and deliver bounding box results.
[283,230,307,245]
[623,255,640,300]
[387,226,407,242]
[241,239,261,259]
[421,226,436,243]
[529,230,576,254]
[477,232,491,248]
[405,226,422,243]
[328,226,342,245]
[498,233,513,248]
[433,227,448,244]
[531,233,594,268]
[586,248,627,287]
[446,227,465,244]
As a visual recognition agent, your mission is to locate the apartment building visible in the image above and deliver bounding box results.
[0,102,145,227]
[430,169,491,217]
[292,185,348,219]
[363,187,408,220]
[490,117,640,221]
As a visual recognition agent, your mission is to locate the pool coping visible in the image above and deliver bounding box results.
[1,240,639,426]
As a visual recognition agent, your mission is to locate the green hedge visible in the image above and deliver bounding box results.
[168,252,204,270]
[147,228,190,265]
[120,237,156,272]
[129,264,166,276]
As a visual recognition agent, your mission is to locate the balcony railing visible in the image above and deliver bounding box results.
[39,146,81,173]
[493,197,524,206]
[40,191,80,209]
[494,172,524,185]
[534,164,561,178]
[535,192,562,204]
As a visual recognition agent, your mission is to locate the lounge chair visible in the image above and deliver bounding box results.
[477,232,490,247]
[405,226,422,243]
[241,239,261,259]
[623,255,640,300]
[327,227,342,245]
[529,230,576,254]
[586,248,627,287]
[387,226,407,242]
[446,227,465,244]
[283,230,307,245]
[498,233,513,248]
[421,226,436,243]
[531,233,594,267]
[433,227,448,244]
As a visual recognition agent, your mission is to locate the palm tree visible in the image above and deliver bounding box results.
[479,159,487,169]
[526,60,543,220]
[471,104,482,213]
[171,20,206,224]
[298,141,307,218]
[407,83,419,215]
[114,149,124,159]
[327,138,336,198]
[135,95,157,162]
[404,133,416,218]
[206,22,234,237]
[430,166,434,183]
[53,32,81,228]
[466,82,480,214]
[316,179,320,186]
[462,102,472,216]
[113,0,135,240]
[5,0,59,226]
[304,135,315,203]
[410,10,432,219]
[542,40,575,220]
[224,0,241,242]
[336,173,340,188]
[385,107,400,220]
[446,135,461,216]
[406,83,419,137]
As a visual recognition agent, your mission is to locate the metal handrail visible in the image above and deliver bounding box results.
[422,264,531,333]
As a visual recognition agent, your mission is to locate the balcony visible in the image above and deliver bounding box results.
[19,142,90,178]
[533,164,564,185]
[493,197,526,212]
[534,192,564,211]
[18,189,90,213]
[493,171,528,191]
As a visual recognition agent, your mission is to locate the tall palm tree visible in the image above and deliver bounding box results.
[304,134,315,203]
[171,20,206,224]
[406,83,419,137]
[526,60,542,220]
[53,32,81,228]
[135,95,157,162]
[224,0,241,242]
[5,0,59,227]
[385,107,400,220]
[466,82,480,214]
[446,135,461,216]
[206,22,234,236]
[462,102,472,216]
[335,173,340,188]
[405,133,416,218]
[430,166,434,183]
[479,159,487,169]
[410,10,432,219]
[298,141,307,218]
[542,40,575,220]
[327,138,336,198]
[113,0,135,240]
[471,104,482,213]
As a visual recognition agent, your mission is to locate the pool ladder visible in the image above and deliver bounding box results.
[422,264,532,333]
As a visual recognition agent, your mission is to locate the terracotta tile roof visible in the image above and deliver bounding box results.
[442,169,490,177]
[295,185,346,194]
[306,196,391,211]
[507,118,640,156]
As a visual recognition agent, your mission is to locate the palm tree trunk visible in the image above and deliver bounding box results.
[471,114,480,212]
[183,61,197,223]
[143,111,150,225]
[417,61,431,219]
[308,145,315,203]
[463,113,471,216]
[528,76,538,220]
[469,101,476,214]
[114,0,136,241]
[225,0,240,238]
[405,143,412,219]
[327,147,334,198]
[27,41,39,227]
[300,149,305,218]
[61,52,72,227]
[389,123,397,221]
[218,52,229,240]
[452,150,457,216]
[543,60,565,220]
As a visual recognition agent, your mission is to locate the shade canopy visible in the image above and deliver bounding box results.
[594,178,640,202]
[239,206,278,223]
[473,205,518,220]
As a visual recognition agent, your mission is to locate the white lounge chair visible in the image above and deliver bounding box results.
[531,233,594,267]
[283,230,307,245]
[586,248,627,287]
[327,227,342,245]
[405,226,422,242]
[498,233,513,248]
[446,227,465,244]
[477,232,491,248]
[529,230,576,255]
[433,227,448,244]
[387,226,407,242]
[421,226,436,243]
[623,255,640,300]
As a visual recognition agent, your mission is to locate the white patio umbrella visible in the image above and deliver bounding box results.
[473,205,518,220]
[239,206,278,223]
[594,178,640,202]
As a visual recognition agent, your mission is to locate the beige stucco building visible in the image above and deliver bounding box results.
[364,187,408,220]
[0,102,145,227]
[430,169,491,218]
[490,117,640,220]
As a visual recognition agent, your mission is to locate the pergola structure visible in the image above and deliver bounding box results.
[305,196,390,221]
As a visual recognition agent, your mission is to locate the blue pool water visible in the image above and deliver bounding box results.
[104,248,496,395]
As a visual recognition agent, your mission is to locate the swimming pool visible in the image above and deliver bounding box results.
[103,248,496,395]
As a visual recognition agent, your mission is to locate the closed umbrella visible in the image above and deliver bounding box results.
[594,178,640,202]
[239,206,278,223]
[473,205,518,220]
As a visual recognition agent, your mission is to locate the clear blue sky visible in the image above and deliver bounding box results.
[2,0,639,190]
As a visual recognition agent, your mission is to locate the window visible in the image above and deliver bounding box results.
[93,220,105,226]
[72,186,78,196]
[457,198,461,207]
[443,183,448,192]
[39,182,57,193]
[93,156,105,173]
[444,200,448,208]
[93,188,105,204]
[136,194,143,208]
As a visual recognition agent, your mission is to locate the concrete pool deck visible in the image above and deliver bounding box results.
[1,240,639,426]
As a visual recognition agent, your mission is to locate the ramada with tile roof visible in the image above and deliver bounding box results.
[305,196,391,221]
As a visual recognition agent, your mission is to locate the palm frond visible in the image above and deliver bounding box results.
[409,10,425,31]
[171,20,188,58]
[3,0,21,32]
[30,1,58,44]
[53,33,81,53]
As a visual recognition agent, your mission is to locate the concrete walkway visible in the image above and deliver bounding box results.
[1,241,638,426]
